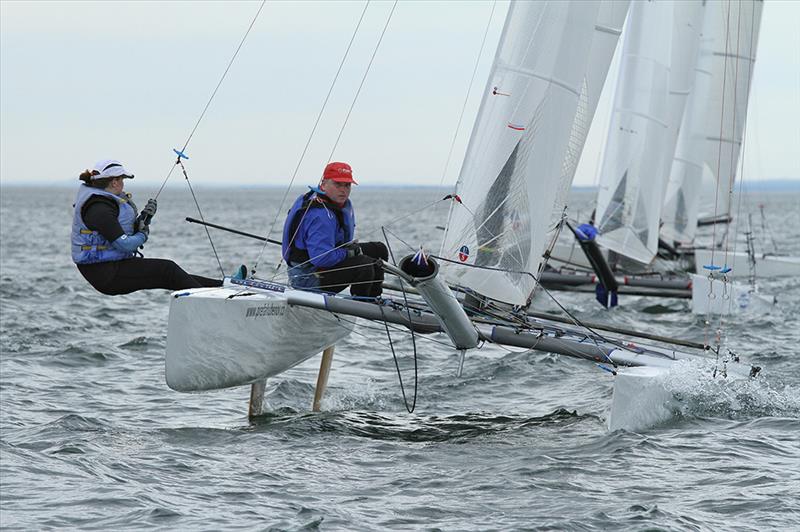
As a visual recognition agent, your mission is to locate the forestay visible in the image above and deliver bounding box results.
[594,0,673,265]
[440,0,610,307]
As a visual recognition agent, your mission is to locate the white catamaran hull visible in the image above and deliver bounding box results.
[690,273,775,315]
[166,283,354,392]
[693,248,800,279]
[608,366,674,432]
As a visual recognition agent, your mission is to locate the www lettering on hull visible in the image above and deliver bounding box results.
[245,303,287,318]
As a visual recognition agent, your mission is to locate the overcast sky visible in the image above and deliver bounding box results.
[1,0,798,189]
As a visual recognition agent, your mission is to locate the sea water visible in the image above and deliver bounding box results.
[1,185,799,530]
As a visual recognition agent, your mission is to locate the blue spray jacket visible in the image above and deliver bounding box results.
[282,189,355,269]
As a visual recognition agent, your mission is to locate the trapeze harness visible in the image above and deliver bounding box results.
[282,189,354,290]
[71,185,138,264]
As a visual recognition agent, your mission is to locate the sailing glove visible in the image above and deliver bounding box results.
[345,241,362,259]
[136,198,157,228]
[142,198,157,218]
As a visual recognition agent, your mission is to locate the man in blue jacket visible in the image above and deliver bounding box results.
[282,162,387,298]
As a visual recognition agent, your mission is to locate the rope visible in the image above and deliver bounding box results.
[254,0,372,276]
[382,228,419,413]
[176,159,225,276]
[327,0,398,161]
[154,0,266,199]
[708,0,733,270]
[425,252,629,365]
[723,2,747,317]
[704,0,733,351]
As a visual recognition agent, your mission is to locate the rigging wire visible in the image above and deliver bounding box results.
[327,0,398,162]
[424,251,630,365]
[154,0,267,200]
[253,0,372,276]
[176,159,225,276]
[722,2,745,278]
[723,2,747,318]
[704,0,734,352]
[708,0,733,268]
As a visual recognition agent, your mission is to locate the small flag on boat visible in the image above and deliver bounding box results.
[412,247,428,267]
[507,123,525,131]
[458,245,470,262]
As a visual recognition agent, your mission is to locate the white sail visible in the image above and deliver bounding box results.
[661,3,713,245]
[594,0,673,265]
[440,1,606,306]
[551,0,631,224]
[697,0,763,225]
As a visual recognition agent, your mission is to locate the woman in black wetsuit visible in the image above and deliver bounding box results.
[71,159,227,295]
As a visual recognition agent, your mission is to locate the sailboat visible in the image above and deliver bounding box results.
[165,0,760,430]
[544,1,710,305]
[545,0,792,314]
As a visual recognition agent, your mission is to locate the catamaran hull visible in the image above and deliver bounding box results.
[693,249,800,278]
[165,286,354,392]
[690,273,775,315]
[608,366,674,431]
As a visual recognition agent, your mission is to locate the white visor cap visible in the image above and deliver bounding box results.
[92,159,134,179]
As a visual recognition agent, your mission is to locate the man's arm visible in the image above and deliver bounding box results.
[304,213,347,268]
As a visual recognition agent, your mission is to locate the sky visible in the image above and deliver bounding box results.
[1,0,798,189]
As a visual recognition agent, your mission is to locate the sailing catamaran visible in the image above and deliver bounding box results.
[165,0,761,430]
[546,0,796,314]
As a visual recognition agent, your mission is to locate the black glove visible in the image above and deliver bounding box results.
[138,198,157,226]
[345,241,362,259]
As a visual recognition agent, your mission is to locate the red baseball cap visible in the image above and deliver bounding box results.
[322,161,358,184]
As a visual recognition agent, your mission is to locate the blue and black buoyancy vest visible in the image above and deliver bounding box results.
[281,189,354,266]
[71,185,138,264]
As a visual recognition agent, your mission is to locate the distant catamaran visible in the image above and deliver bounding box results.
[165,1,761,431]
[548,0,798,313]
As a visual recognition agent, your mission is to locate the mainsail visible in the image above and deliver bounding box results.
[440,0,625,306]
[695,0,763,230]
[551,0,631,226]
[594,0,674,265]
[662,3,713,245]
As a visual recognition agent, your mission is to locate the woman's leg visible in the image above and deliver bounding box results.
[101,258,221,295]
[191,275,225,287]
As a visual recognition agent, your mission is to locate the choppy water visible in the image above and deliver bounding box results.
[2,185,799,530]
